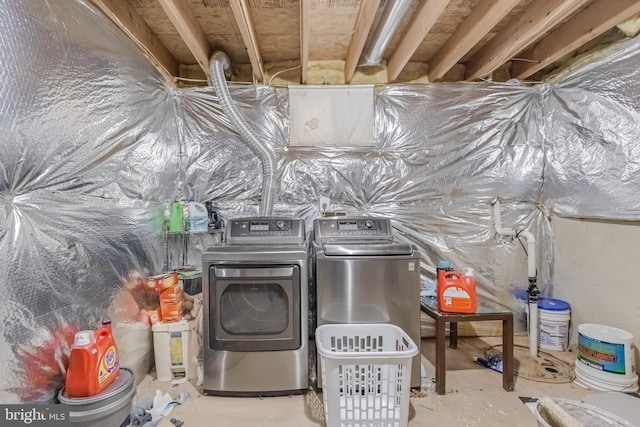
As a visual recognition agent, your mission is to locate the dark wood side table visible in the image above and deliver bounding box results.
[420,296,514,395]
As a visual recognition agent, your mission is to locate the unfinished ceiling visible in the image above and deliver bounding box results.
[90,0,640,86]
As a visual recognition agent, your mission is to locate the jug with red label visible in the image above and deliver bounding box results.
[437,268,477,313]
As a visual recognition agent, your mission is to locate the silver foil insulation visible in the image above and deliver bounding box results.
[2,0,640,402]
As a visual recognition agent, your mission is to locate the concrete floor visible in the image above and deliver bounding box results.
[134,336,614,426]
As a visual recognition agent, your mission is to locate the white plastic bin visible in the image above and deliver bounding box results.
[315,323,418,427]
[538,298,571,351]
[575,323,638,393]
[152,319,197,382]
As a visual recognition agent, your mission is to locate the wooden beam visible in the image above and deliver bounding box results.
[89,0,178,82]
[230,0,264,83]
[511,0,640,80]
[300,0,310,84]
[157,0,211,77]
[387,0,450,82]
[427,0,521,82]
[344,0,381,83]
[465,0,589,81]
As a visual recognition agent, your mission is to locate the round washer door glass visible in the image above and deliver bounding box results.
[220,282,289,334]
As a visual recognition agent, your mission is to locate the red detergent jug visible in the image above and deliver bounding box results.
[437,268,477,313]
[65,320,120,397]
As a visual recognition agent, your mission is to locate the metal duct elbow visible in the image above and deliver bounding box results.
[209,51,277,216]
[362,0,412,66]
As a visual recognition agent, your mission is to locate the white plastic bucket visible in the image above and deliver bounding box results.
[575,361,639,393]
[538,298,571,351]
[575,323,638,392]
[511,288,529,326]
[58,367,135,427]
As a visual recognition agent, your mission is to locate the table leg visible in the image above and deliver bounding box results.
[450,322,458,349]
[435,317,446,395]
[502,315,514,391]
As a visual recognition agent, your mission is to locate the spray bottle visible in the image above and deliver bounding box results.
[169,201,184,232]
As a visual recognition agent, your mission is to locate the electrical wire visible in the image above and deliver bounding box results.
[510,57,539,63]
[175,77,209,83]
[268,65,302,86]
[515,229,539,279]
[515,229,528,256]
[318,10,361,85]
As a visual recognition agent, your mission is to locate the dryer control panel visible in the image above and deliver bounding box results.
[313,217,393,241]
[227,217,306,245]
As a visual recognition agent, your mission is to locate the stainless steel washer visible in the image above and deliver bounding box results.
[312,216,421,388]
[202,217,308,396]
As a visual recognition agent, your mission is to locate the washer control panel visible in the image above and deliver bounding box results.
[313,217,393,241]
[227,217,306,245]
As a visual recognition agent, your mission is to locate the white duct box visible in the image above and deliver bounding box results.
[289,85,375,147]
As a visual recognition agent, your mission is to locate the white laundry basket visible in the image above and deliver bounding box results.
[315,323,418,427]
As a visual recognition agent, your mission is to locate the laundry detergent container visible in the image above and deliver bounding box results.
[58,367,135,427]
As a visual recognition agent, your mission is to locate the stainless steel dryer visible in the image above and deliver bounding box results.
[202,217,308,396]
[312,216,421,388]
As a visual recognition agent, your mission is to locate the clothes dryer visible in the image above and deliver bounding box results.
[203,217,308,396]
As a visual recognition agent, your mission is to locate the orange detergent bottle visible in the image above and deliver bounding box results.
[437,268,478,313]
[65,320,120,397]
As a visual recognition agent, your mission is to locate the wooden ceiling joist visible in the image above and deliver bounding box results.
[387,0,450,82]
[157,0,211,77]
[464,0,590,81]
[427,0,521,82]
[93,0,640,86]
[230,0,265,83]
[89,0,178,82]
[344,0,381,84]
[511,0,640,80]
[300,0,310,84]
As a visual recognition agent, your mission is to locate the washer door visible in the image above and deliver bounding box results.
[210,265,301,351]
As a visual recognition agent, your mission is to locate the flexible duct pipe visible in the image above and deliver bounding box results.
[492,199,539,357]
[209,51,277,216]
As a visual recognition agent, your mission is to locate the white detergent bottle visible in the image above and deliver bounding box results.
[187,198,208,231]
